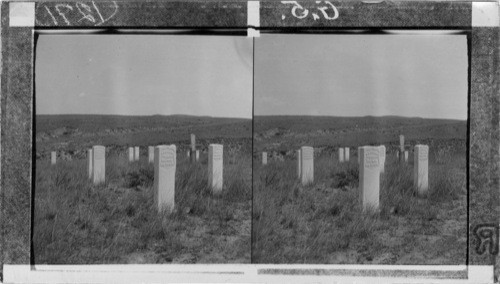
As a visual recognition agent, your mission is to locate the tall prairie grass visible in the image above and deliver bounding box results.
[252,151,466,264]
[34,150,251,264]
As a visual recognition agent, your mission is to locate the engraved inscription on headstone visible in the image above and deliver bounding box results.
[262,152,268,165]
[344,147,350,162]
[208,144,223,193]
[92,145,105,185]
[154,145,176,213]
[87,149,93,179]
[300,146,314,185]
[359,146,380,211]
[338,148,344,163]
[51,151,56,165]
[148,146,154,163]
[414,144,429,196]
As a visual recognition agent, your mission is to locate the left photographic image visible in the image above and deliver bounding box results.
[33,34,253,264]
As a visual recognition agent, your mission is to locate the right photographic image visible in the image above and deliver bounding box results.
[252,33,468,264]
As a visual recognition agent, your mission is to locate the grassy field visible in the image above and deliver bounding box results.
[34,115,251,264]
[252,116,467,264]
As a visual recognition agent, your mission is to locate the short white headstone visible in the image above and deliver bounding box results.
[154,145,176,213]
[208,144,223,193]
[87,149,93,179]
[196,150,200,161]
[414,145,429,196]
[379,145,386,174]
[148,146,154,163]
[262,152,267,165]
[296,149,302,178]
[338,148,344,163]
[187,150,190,158]
[404,150,409,162]
[128,147,134,162]
[134,146,140,161]
[300,146,314,185]
[359,146,380,211]
[344,147,350,162]
[92,145,105,185]
[51,151,56,165]
[399,135,405,153]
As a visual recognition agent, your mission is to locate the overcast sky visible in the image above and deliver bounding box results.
[36,35,253,119]
[255,34,468,120]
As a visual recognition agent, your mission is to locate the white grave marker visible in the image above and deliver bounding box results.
[196,150,200,161]
[128,147,134,162]
[154,145,176,213]
[87,149,93,179]
[399,135,405,153]
[262,152,267,165]
[414,145,429,196]
[344,147,350,162]
[338,148,344,163]
[296,149,302,178]
[148,146,154,163]
[404,150,409,162]
[300,146,314,185]
[51,151,56,165]
[359,146,380,211]
[134,146,140,161]
[208,144,223,193]
[379,145,386,174]
[92,145,105,185]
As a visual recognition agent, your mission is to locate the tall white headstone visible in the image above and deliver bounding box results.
[148,146,154,163]
[338,148,344,163]
[92,145,105,185]
[51,151,56,165]
[344,147,350,162]
[414,145,429,196]
[296,149,302,178]
[190,134,196,151]
[379,145,386,174]
[154,145,176,213]
[134,146,140,161]
[359,146,380,211]
[128,147,134,162]
[208,144,223,193]
[87,149,93,179]
[262,152,268,165]
[300,146,314,185]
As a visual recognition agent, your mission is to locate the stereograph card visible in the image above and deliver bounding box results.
[0,0,498,283]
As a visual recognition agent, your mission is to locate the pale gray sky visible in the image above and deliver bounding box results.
[36,35,253,119]
[255,34,468,120]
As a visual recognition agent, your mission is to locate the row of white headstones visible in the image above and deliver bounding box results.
[50,143,224,214]
[271,144,428,211]
[260,136,428,211]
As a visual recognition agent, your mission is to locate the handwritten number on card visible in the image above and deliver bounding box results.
[281,1,339,21]
[36,1,118,26]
